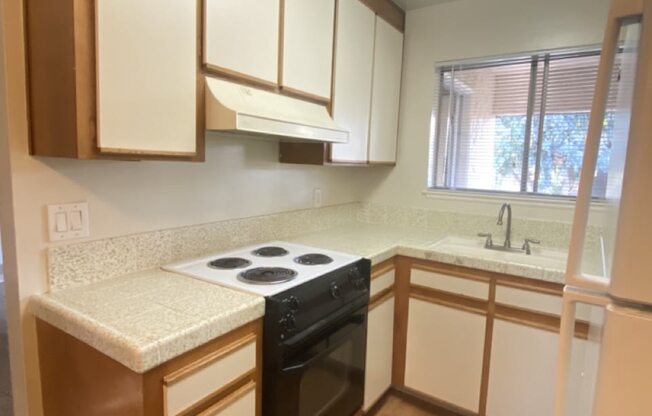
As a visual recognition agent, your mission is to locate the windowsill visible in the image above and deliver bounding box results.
[421,188,608,211]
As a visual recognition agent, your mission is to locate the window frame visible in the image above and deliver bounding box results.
[427,45,610,201]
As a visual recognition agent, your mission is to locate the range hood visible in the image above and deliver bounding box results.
[205,77,348,143]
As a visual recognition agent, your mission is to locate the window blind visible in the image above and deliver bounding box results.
[431,49,622,198]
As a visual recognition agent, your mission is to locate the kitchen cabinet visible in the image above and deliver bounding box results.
[390,260,594,415]
[331,6,405,164]
[330,0,376,163]
[36,319,262,416]
[486,319,558,416]
[279,0,405,166]
[25,0,203,161]
[405,299,486,413]
[368,16,404,163]
[280,0,336,103]
[485,284,592,416]
[364,265,396,411]
[203,0,280,88]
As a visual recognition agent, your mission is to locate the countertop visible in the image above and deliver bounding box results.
[30,222,566,373]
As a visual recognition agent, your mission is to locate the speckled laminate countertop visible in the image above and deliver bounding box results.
[30,222,567,374]
[30,270,265,373]
[288,223,567,283]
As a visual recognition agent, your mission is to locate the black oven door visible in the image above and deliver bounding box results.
[266,306,367,416]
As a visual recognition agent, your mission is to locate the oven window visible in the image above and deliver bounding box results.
[297,327,366,416]
[299,341,353,416]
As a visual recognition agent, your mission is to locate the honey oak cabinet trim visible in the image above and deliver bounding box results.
[359,0,406,33]
[203,63,279,92]
[174,370,255,416]
[163,333,256,386]
[409,285,488,316]
[196,380,256,416]
[391,256,412,387]
[369,286,395,310]
[371,258,396,278]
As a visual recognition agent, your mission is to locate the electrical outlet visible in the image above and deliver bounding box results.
[47,202,90,242]
[313,188,323,208]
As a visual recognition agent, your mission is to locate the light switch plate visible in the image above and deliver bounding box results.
[47,202,90,242]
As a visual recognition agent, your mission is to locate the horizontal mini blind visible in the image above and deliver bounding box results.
[431,49,621,198]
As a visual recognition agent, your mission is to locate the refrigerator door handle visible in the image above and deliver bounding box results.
[554,286,610,416]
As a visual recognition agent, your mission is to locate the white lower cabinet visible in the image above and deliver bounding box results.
[364,296,395,411]
[486,319,558,416]
[164,337,257,416]
[405,299,486,412]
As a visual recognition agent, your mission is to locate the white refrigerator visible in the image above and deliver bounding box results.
[555,0,652,415]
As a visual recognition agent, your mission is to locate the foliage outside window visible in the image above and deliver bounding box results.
[429,49,621,199]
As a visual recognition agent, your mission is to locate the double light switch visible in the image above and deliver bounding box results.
[47,202,90,242]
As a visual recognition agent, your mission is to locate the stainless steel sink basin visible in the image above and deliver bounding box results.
[429,236,568,270]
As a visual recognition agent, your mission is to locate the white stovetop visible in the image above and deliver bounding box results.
[162,241,361,296]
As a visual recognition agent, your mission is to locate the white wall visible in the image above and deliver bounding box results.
[0,1,390,414]
[368,0,611,222]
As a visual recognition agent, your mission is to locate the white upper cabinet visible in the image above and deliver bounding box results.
[203,0,280,86]
[281,0,336,101]
[96,0,198,155]
[369,17,403,163]
[330,0,376,163]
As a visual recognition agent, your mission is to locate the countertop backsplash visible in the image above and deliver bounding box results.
[47,201,603,291]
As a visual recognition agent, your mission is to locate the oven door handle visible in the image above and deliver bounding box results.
[282,297,367,351]
[282,316,364,373]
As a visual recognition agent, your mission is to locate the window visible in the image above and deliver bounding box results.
[430,49,622,198]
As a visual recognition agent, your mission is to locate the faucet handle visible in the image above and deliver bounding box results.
[478,232,493,248]
[522,238,540,255]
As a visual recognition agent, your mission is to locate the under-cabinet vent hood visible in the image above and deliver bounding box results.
[205,77,348,143]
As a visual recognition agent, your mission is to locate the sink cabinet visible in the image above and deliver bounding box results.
[405,267,489,413]
[389,258,591,416]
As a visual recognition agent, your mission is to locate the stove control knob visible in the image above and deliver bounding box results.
[280,313,297,332]
[283,296,300,312]
[330,282,342,299]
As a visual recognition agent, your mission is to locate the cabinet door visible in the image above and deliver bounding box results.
[486,320,557,416]
[363,296,395,411]
[330,0,375,163]
[204,0,280,86]
[368,17,403,163]
[405,299,486,412]
[281,0,335,101]
[96,0,198,155]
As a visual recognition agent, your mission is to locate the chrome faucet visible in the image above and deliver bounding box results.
[497,203,512,248]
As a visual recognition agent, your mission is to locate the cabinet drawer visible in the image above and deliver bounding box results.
[411,268,489,300]
[198,381,256,416]
[164,336,256,416]
[495,285,561,315]
[370,268,395,298]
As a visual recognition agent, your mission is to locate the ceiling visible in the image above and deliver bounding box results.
[393,0,460,11]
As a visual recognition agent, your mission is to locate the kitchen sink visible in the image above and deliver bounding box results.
[429,236,568,270]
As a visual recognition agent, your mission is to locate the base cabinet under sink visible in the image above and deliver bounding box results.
[405,298,486,413]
